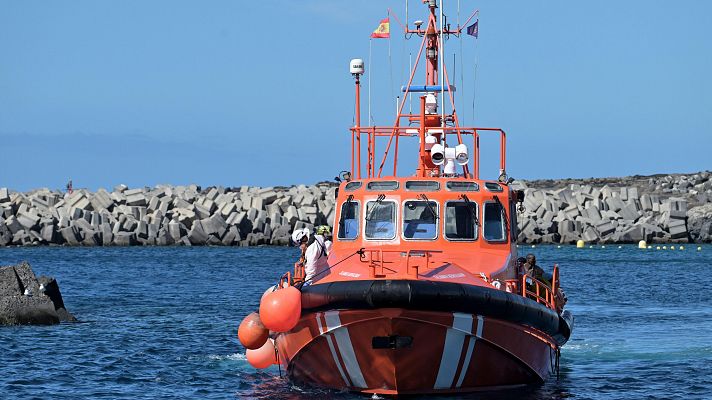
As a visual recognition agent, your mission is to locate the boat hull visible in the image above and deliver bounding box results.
[275,308,559,395]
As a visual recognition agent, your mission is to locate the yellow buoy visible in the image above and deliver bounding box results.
[531,245,536,248]
[656,246,661,250]
[589,245,594,249]
[557,245,561,249]
[618,245,623,249]
[680,246,685,250]
[647,245,652,249]
[662,246,667,250]
[698,246,702,251]
[638,240,647,249]
[576,240,585,248]
[671,245,676,250]
[601,245,606,249]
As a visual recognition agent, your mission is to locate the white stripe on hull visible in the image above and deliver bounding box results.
[455,315,484,388]
[316,312,350,386]
[434,312,472,389]
[324,310,368,388]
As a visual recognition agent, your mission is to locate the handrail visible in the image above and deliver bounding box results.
[521,274,556,310]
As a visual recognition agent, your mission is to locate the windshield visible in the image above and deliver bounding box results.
[338,201,360,240]
[365,201,396,239]
[445,201,477,240]
[403,200,438,239]
[483,202,506,242]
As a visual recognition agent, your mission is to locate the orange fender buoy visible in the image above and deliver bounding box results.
[259,286,302,332]
[237,312,269,350]
[246,338,277,369]
[261,285,277,302]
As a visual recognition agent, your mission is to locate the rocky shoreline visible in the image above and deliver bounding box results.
[0,171,710,247]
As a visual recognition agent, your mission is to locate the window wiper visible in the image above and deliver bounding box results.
[418,194,438,220]
[338,194,354,228]
[460,194,479,226]
[365,194,386,221]
[493,195,509,233]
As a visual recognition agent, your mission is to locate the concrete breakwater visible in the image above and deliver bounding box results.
[0,171,710,247]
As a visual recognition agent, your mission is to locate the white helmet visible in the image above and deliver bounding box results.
[291,228,311,245]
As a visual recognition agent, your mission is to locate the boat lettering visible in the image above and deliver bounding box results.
[433,273,466,279]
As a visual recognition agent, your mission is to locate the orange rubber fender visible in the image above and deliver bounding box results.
[237,312,269,350]
[246,338,277,369]
[259,286,302,332]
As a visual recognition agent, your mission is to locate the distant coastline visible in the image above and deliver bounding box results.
[1,171,710,247]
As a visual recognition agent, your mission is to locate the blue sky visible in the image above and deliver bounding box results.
[1,1,710,191]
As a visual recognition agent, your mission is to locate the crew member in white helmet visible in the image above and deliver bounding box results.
[305,228,329,283]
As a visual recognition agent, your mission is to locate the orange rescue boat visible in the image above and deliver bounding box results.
[238,1,573,395]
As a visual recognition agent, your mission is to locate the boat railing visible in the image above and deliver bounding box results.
[349,125,506,180]
[359,248,442,278]
[520,264,560,311]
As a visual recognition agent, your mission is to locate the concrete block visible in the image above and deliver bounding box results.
[126,192,147,207]
[155,228,172,246]
[595,221,616,237]
[618,204,640,222]
[669,224,688,240]
[582,226,599,242]
[101,223,113,246]
[605,197,626,212]
[67,192,92,210]
[251,196,264,211]
[90,189,114,211]
[563,205,580,220]
[247,208,259,222]
[202,213,227,236]
[40,225,57,242]
[0,188,9,203]
[240,195,253,211]
[168,221,184,242]
[60,226,81,245]
[135,221,149,239]
[221,226,239,245]
[219,202,237,218]
[194,203,211,219]
[258,190,278,205]
[584,206,602,222]
[113,232,136,246]
[17,212,41,231]
[187,221,209,244]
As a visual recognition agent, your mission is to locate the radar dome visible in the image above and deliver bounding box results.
[350,59,365,75]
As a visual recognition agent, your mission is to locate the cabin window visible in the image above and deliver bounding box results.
[444,201,478,240]
[446,181,479,192]
[344,181,362,191]
[367,181,399,191]
[405,181,440,192]
[337,201,360,240]
[365,200,397,240]
[402,200,438,240]
[484,182,504,192]
[483,201,507,242]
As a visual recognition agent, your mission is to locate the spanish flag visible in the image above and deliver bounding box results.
[371,18,390,38]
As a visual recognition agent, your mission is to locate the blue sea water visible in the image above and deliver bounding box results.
[0,245,710,399]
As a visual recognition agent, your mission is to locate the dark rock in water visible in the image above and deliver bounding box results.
[0,261,76,325]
